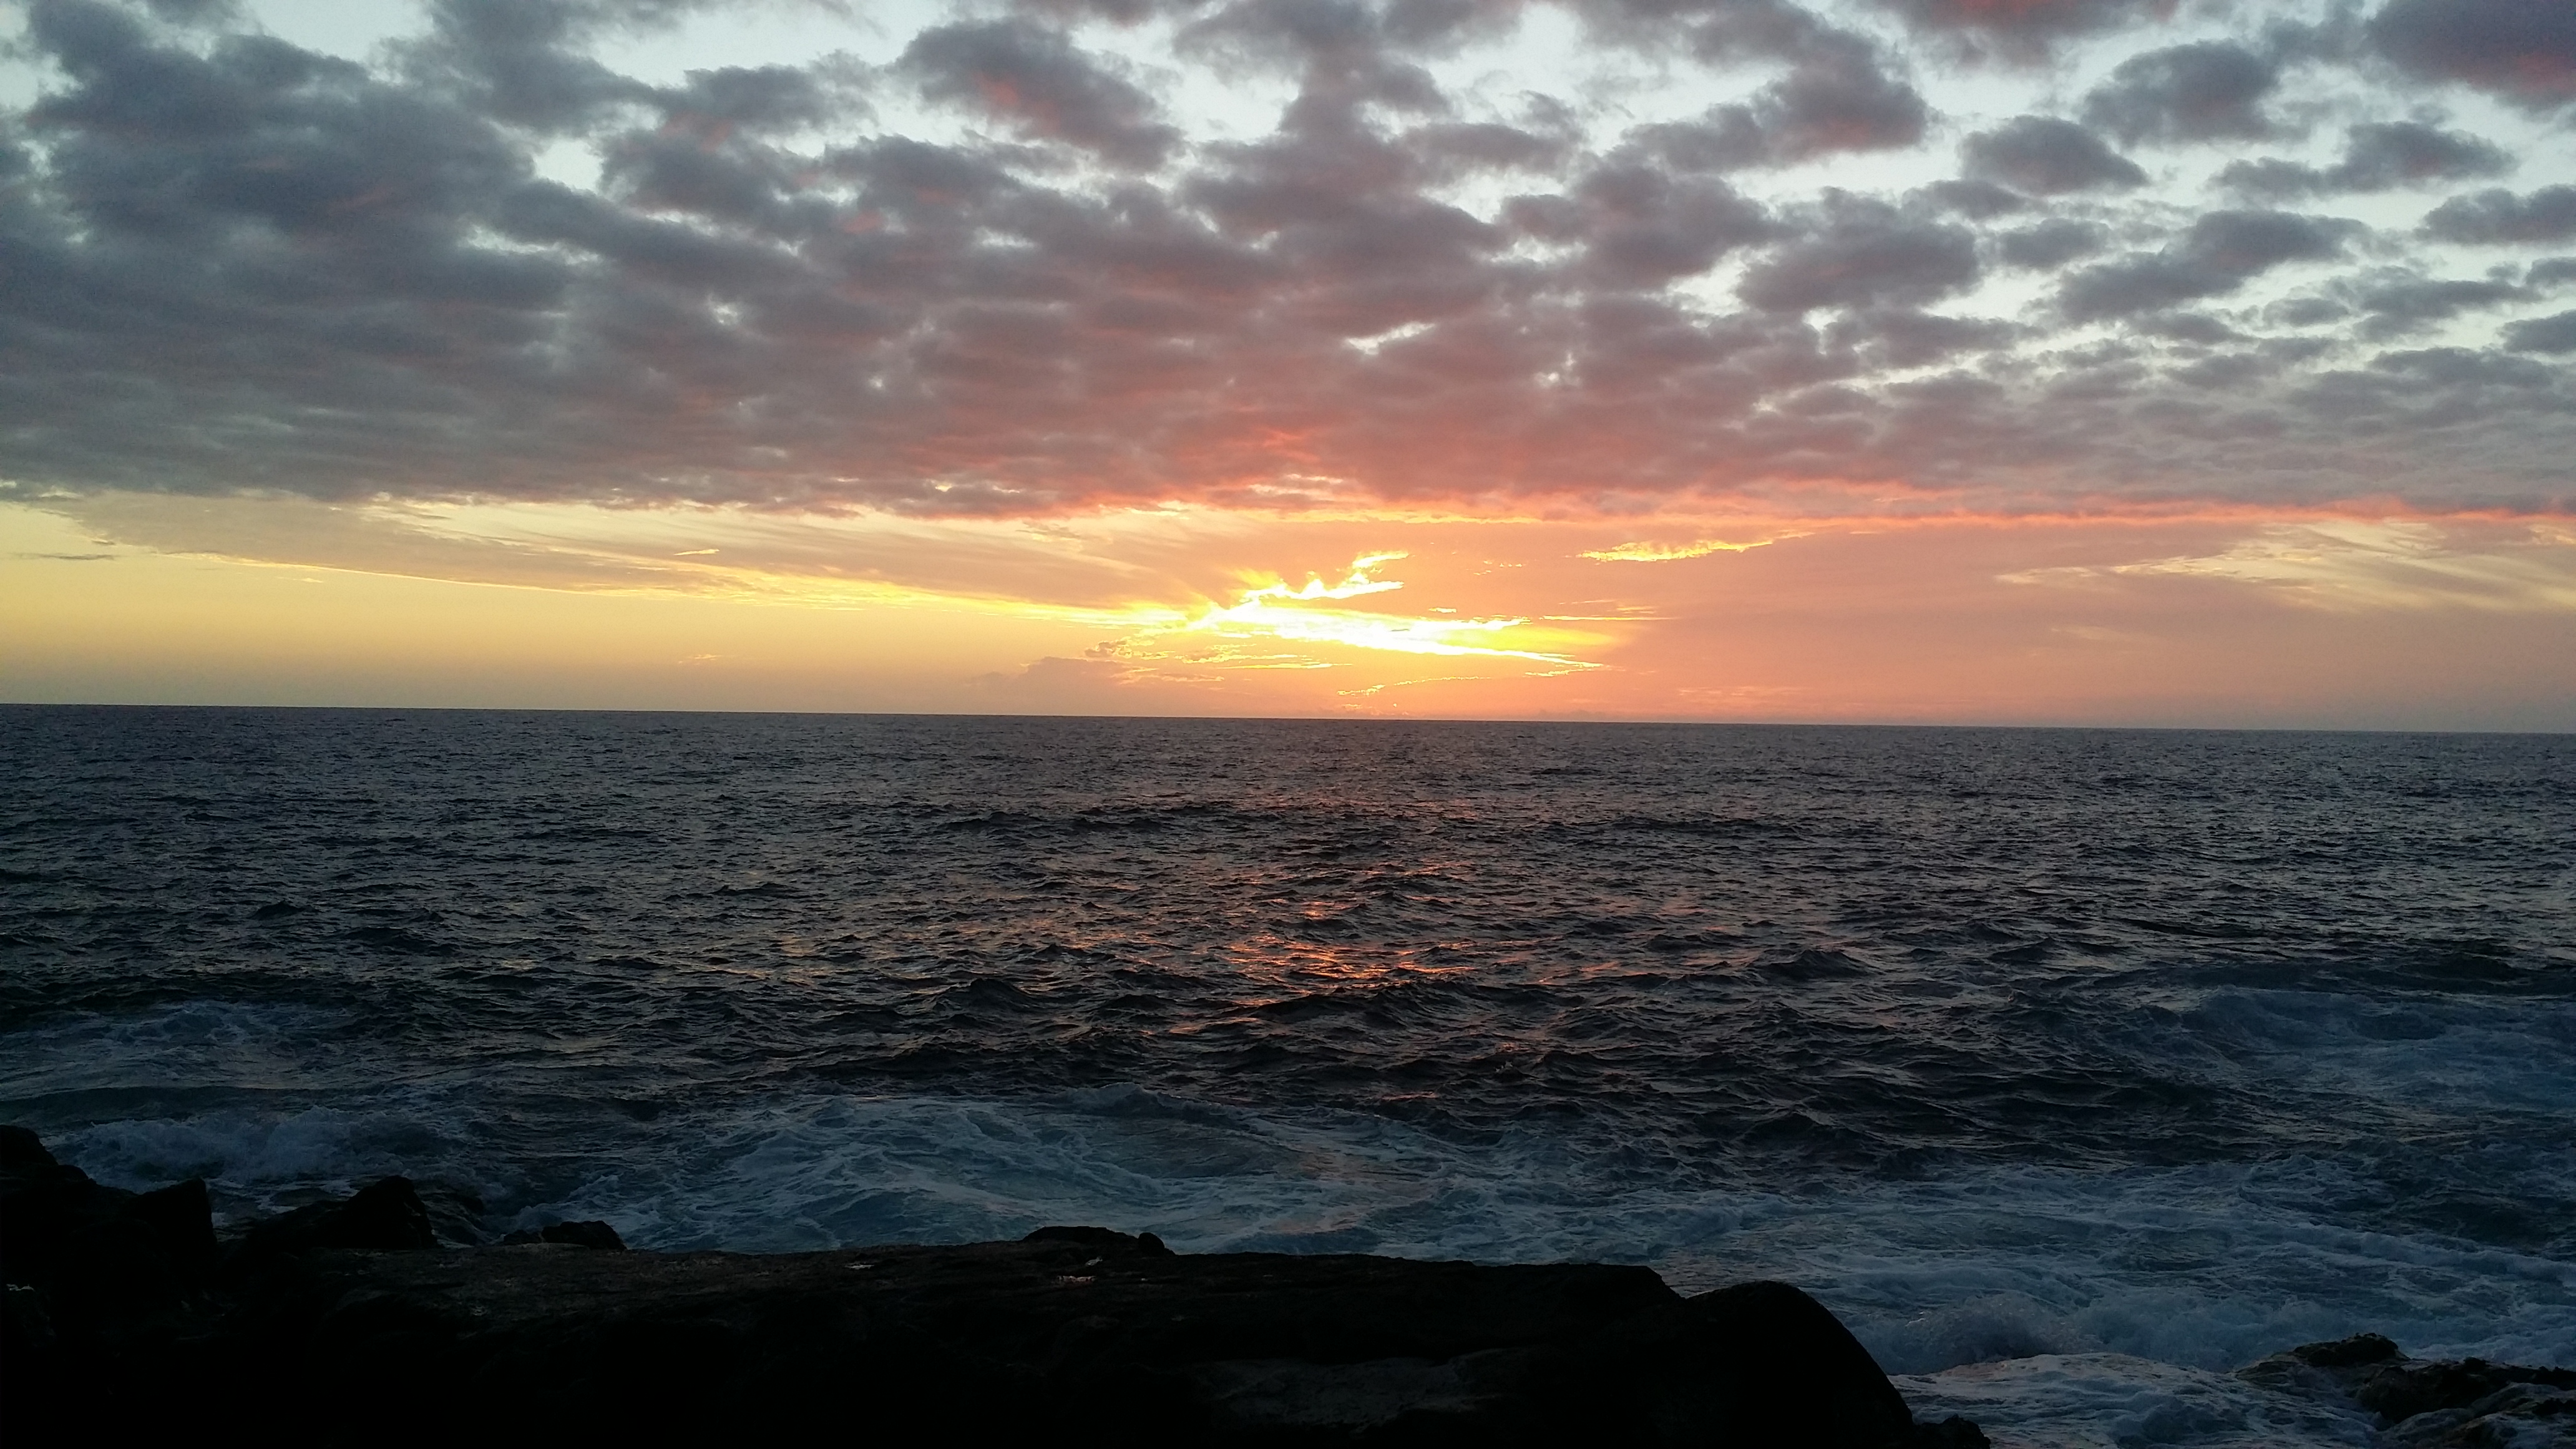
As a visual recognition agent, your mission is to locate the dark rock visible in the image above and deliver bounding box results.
[0,1122,216,1337]
[1024,1224,1175,1257]
[3,1281,56,1350]
[2383,1378,2576,1447]
[0,1124,54,1168]
[1524,1278,1925,1445]
[499,1220,627,1250]
[416,1183,494,1246]
[182,1244,1934,1443]
[231,1175,439,1262]
[130,1179,220,1266]
[2293,1331,2403,1368]
[2242,1335,2576,1448]
[2358,1356,2576,1423]
[1911,1416,1993,1447]
[2,1128,1995,1447]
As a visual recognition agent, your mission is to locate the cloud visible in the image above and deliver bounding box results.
[1961,115,2145,194]
[2,0,2574,524]
[2371,0,2576,111]
[2087,520,2576,612]
[1715,39,1929,167]
[2505,310,2576,353]
[1606,14,1928,171]
[2083,42,2280,144]
[1581,535,1790,561]
[2340,271,2528,340]
[1995,218,2108,269]
[1870,0,2148,55]
[1738,193,1979,313]
[1524,162,1770,286]
[2060,210,2355,320]
[2220,121,2511,199]
[2421,186,2576,245]
[401,0,670,133]
[902,19,1181,168]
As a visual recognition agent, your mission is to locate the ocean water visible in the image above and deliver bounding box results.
[3,706,2570,1444]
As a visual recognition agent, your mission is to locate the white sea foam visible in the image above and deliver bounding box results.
[502,1087,2576,1374]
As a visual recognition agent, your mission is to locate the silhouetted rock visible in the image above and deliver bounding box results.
[230,1174,439,1262]
[2241,1334,2576,1447]
[2295,1331,2404,1368]
[2,1128,1999,1445]
[416,1182,495,1246]
[0,1124,53,1169]
[1025,1223,1174,1256]
[500,1219,627,1249]
[0,1123,215,1340]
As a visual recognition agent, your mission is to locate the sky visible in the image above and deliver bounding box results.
[2,0,2572,726]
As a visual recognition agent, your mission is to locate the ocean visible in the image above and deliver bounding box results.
[3,706,2570,1445]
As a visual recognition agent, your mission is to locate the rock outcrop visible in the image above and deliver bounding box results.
[7,1125,1986,1444]
[2240,1332,2576,1447]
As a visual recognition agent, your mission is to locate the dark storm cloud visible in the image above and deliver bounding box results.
[2061,211,2354,320]
[2421,187,2576,245]
[1961,116,2145,195]
[902,20,1180,168]
[2221,122,2512,199]
[2371,0,2576,111]
[2083,42,2280,144]
[1,0,2572,517]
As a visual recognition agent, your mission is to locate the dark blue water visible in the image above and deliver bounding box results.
[4,708,2570,1444]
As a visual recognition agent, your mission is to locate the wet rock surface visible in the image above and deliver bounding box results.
[2,1129,1986,1445]
[2240,1332,2576,1447]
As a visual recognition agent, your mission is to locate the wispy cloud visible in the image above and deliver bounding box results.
[2005,521,2576,612]
[1581,536,1798,563]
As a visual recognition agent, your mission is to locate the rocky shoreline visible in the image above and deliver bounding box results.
[6,1126,2567,1445]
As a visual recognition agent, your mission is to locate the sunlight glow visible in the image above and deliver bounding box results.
[1174,554,1598,666]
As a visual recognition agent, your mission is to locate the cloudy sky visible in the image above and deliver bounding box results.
[3,0,2572,724]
